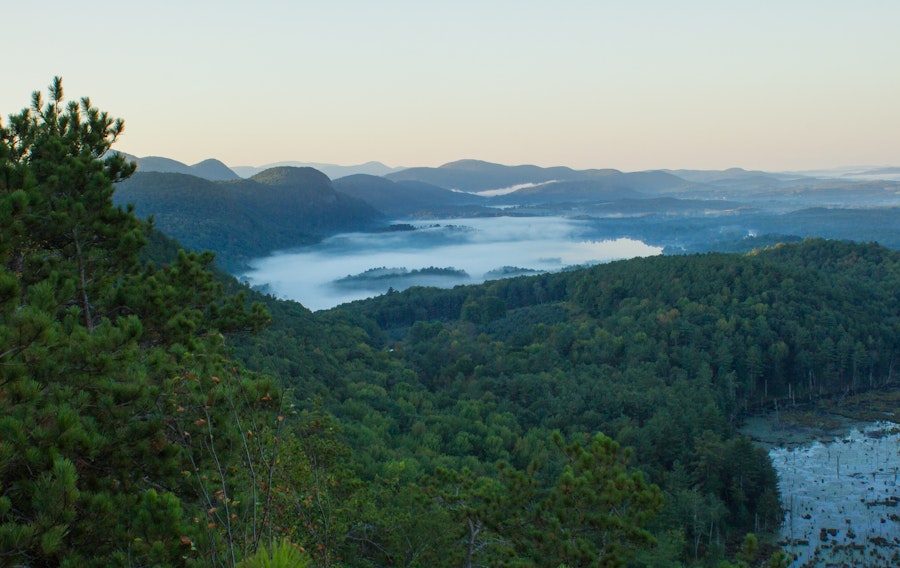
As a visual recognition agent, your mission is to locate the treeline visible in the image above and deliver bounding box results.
[0,80,287,566]
[231,238,897,566]
[5,79,897,567]
[113,167,383,272]
[344,238,898,407]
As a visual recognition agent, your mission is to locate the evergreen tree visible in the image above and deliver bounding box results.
[532,433,663,567]
[0,78,273,565]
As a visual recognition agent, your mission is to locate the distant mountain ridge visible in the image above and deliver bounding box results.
[110,156,900,276]
[386,159,616,192]
[119,153,241,181]
[119,153,404,181]
[232,161,404,179]
[385,159,697,196]
[332,174,489,217]
[114,166,383,270]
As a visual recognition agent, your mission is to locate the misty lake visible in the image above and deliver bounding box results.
[240,216,662,310]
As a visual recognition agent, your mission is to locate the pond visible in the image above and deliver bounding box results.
[766,422,900,567]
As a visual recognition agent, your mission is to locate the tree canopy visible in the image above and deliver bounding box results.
[0,77,281,566]
[4,78,897,567]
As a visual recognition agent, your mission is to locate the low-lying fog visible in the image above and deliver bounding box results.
[241,216,662,311]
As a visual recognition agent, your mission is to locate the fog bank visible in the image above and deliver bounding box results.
[241,216,662,311]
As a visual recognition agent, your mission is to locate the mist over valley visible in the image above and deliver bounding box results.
[97,153,900,566]
[9,5,900,563]
[240,217,662,310]
[8,101,900,568]
[119,156,900,293]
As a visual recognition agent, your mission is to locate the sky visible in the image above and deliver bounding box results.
[3,1,899,172]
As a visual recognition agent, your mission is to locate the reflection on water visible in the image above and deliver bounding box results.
[771,422,900,567]
[241,216,662,310]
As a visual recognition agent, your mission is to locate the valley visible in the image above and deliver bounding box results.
[115,154,900,566]
[240,217,662,310]
[6,3,900,562]
[4,96,898,565]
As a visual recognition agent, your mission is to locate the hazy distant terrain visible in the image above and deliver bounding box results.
[120,153,241,181]
[113,156,900,282]
[232,160,405,179]
[332,174,489,217]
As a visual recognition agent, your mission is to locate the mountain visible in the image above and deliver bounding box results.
[384,159,699,200]
[114,167,384,270]
[836,166,900,182]
[666,167,900,203]
[232,160,404,179]
[384,159,606,192]
[120,153,241,181]
[855,166,900,175]
[189,158,242,181]
[664,167,804,184]
[332,174,490,217]
[494,171,698,205]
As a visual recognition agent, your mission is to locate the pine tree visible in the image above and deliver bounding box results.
[0,78,275,566]
[533,432,663,568]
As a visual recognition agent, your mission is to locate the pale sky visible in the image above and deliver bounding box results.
[3,1,899,172]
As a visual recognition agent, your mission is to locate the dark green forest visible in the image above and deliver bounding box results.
[3,80,898,566]
[114,167,383,272]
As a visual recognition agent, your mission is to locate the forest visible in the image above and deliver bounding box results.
[2,79,898,567]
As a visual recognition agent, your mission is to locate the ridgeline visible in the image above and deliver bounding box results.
[3,78,898,567]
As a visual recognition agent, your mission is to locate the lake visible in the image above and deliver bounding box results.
[240,216,662,310]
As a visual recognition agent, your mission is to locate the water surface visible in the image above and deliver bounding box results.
[771,422,900,567]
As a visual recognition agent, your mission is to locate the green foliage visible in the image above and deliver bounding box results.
[0,78,279,566]
[237,538,312,568]
[532,433,662,567]
[236,236,897,565]
[5,79,896,567]
[113,166,383,271]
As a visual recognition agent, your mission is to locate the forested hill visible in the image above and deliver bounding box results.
[332,173,489,216]
[231,237,898,566]
[5,79,899,566]
[114,167,384,270]
[384,158,699,196]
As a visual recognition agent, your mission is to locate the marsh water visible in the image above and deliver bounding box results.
[745,417,900,567]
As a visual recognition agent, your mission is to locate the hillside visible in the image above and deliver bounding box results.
[384,159,698,197]
[114,167,384,270]
[117,156,899,265]
[385,158,614,192]
[332,173,491,216]
[232,238,898,566]
[385,160,900,211]
[6,80,899,567]
[190,157,242,181]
